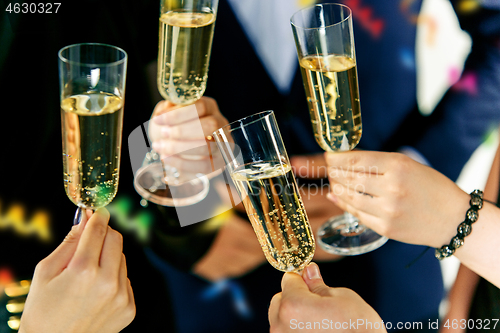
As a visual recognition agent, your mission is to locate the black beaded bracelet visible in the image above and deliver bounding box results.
[435,189,484,260]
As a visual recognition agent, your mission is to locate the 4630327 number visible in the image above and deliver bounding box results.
[5,3,61,14]
[443,319,499,330]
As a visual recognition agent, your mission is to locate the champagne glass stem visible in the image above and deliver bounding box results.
[342,212,364,234]
[291,3,387,255]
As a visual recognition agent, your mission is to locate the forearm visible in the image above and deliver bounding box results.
[452,201,500,288]
[441,145,499,330]
[430,189,500,288]
[441,264,480,333]
[448,143,500,287]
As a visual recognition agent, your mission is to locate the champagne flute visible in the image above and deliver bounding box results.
[291,3,387,255]
[133,0,218,207]
[158,0,217,105]
[59,43,127,224]
[213,111,315,273]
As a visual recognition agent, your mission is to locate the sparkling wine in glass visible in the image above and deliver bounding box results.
[291,3,387,255]
[158,0,216,105]
[59,43,127,224]
[213,111,316,273]
[133,0,218,207]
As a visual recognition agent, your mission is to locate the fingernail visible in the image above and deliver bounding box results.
[161,127,171,138]
[73,207,83,226]
[306,263,321,280]
[327,193,338,203]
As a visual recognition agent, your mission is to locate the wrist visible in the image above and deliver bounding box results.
[424,188,469,249]
[435,190,483,260]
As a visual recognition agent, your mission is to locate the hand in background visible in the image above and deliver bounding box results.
[269,262,386,333]
[19,208,135,333]
[324,151,470,248]
[290,153,343,262]
[193,152,344,282]
[193,205,266,281]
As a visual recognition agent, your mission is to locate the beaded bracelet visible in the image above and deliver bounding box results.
[435,189,484,260]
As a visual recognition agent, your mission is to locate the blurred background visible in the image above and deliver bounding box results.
[0,0,499,332]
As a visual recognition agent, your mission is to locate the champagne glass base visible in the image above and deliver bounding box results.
[317,214,388,256]
[133,160,209,207]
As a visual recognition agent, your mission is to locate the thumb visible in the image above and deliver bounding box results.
[36,210,90,279]
[303,262,333,297]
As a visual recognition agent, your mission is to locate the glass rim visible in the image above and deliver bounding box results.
[213,110,274,136]
[290,3,352,30]
[58,43,128,67]
[162,6,218,14]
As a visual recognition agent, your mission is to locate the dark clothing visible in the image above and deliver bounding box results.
[1,0,500,332]
[468,278,500,333]
[149,0,500,332]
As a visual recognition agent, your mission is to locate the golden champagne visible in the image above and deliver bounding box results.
[232,162,315,272]
[158,10,215,105]
[61,92,123,209]
[299,54,362,151]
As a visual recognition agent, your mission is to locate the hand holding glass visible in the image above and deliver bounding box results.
[59,43,127,224]
[213,111,315,273]
[133,0,218,207]
[291,4,387,255]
